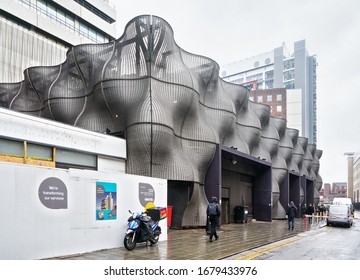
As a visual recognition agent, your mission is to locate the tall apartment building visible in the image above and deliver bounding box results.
[0,0,117,82]
[221,40,317,144]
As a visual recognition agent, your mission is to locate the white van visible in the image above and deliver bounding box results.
[327,204,353,227]
[332,197,354,214]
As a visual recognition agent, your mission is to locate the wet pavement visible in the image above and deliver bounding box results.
[49,218,319,260]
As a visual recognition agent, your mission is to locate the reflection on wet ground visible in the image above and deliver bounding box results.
[50,219,313,260]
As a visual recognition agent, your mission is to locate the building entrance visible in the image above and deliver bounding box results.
[221,186,230,224]
[222,170,253,223]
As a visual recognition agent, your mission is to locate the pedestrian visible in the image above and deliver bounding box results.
[287,201,297,230]
[207,196,221,242]
[301,204,307,218]
[306,203,315,224]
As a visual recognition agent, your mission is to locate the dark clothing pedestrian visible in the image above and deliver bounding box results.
[306,204,315,224]
[287,201,297,230]
[207,196,221,242]
[318,204,325,216]
[301,204,307,218]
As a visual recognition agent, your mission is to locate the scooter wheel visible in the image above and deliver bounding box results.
[124,233,136,250]
[150,229,161,245]
[149,234,159,245]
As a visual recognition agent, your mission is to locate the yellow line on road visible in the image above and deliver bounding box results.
[234,236,302,260]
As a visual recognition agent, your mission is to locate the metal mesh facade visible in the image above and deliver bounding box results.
[0,15,322,223]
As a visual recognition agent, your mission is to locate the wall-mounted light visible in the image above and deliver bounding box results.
[232,159,237,165]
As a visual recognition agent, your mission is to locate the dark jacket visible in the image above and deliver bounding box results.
[306,205,315,215]
[287,203,297,219]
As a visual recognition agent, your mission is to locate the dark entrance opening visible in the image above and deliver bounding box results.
[205,144,272,223]
[221,186,230,224]
[306,179,315,206]
[289,171,301,217]
[167,180,193,229]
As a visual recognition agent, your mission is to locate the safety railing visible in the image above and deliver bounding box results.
[303,213,328,230]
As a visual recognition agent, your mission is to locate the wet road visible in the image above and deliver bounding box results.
[229,217,360,260]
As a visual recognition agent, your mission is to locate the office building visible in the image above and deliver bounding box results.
[221,40,317,144]
[0,0,117,82]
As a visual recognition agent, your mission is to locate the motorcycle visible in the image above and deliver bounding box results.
[124,210,162,251]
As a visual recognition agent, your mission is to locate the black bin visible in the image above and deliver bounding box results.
[234,205,248,223]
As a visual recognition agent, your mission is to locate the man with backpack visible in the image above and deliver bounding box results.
[287,201,297,230]
[207,196,221,242]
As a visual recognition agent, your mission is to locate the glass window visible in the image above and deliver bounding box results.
[65,14,75,27]
[80,22,88,36]
[276,105,282,112]
[19,0,31,7]
[37,0,47,12]
[249,96,254,102]
[283,69,295,81]
[284,81,295,89]
[27,143,52,161]
[96,33,106,43]
[265,80,273,89]
[57,9,66,24]
[47,4,57,19]
[0,138,23,157]
[276,94,282,101]
[267,95,272,102]
[257,96,263,103]
[89,28,97,41]
[56,148,97,170]
[265,70,274,80]
[283,59,295,70]
[246,73,263,82]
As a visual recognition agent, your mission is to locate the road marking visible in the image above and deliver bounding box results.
[234,236,302,260]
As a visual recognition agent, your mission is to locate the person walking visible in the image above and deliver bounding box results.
[287,201,297,230]
[207,196,221,242]
[301,203,307,218]
[306,203,315,224]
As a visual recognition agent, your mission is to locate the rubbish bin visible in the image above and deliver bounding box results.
[167,206,173,227]
[234,205,248,223]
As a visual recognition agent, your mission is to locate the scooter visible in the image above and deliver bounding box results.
[123,210,161,251]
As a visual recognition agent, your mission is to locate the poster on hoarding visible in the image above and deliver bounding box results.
[96,182,117,220]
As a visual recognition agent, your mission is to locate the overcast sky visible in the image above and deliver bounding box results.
[111,0,360,185]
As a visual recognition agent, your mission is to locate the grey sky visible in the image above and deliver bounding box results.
[112,0,360,184]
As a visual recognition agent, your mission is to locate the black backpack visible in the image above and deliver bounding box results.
[208,203,218,216]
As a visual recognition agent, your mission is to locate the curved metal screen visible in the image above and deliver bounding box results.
[0,15,322,224]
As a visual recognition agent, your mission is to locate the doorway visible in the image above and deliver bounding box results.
[221,186,230,224]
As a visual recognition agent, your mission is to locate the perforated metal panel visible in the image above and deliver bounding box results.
[0,15,322,225]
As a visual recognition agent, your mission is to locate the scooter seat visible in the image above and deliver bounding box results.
[140,215,151,222]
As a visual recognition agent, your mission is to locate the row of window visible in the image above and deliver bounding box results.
[0,138,97,170]
[250,94,283,103]
[19,0,108,43]
[248,98,283,113]
[230,80,274,90]
[227,56,298,88]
